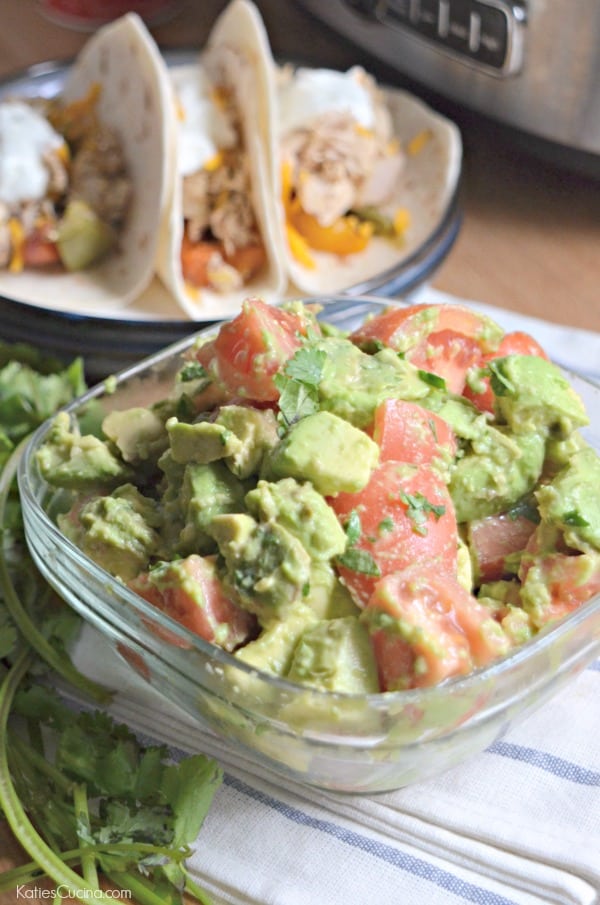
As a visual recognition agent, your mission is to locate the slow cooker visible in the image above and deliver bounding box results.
[294,0,600,175]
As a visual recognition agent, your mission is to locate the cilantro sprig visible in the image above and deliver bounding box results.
[0,346,222,904]
[274,346,326,431]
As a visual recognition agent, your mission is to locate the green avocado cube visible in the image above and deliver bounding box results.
[245,478,347,560]
[286,616,379,694]
[263,411,379,496]
[491,355,589,438]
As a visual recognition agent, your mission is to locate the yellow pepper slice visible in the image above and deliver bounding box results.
[288,208,374,256]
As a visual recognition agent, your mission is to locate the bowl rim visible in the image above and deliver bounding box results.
[18,295,600,707]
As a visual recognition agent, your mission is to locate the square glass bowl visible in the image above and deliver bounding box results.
[17,296,600,794]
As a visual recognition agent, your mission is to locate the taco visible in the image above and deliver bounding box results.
[156,0,286,320]
[274,64,462,295]
[0,13,174,315]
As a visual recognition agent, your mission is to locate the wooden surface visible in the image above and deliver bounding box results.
[1,0,599,900]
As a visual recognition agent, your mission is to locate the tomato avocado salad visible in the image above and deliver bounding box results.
[36,299,600,695]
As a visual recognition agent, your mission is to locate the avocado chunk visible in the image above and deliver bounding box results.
[303,561,360,619]
[314,337,428,428]
[103,407,167,464]
[245,478,347,560]
[167,417,243,465]
[36,411,130,490]
[216,405,279,478]
[263,410,379,495]
[58,483,160,580]
[490,355,589,438]
[56,199,116,271]
[176,460,250,556]
[450,426,545,522]
[208,513,311,619]
[286,617,380,694]
[535,447,600,551]
[234,603,319,677]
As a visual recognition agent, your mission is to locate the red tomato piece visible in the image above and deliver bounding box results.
[351,303,501,353]
[518,549,600,628]
[468,512,538,583]
[371,398,457,466]
[211,298,308,401]
[464,331,549,413]
[364,565,511,690]
[129,554,256,650]
[330,460,458,606]
[350,303,503,394]
[364,568,473,689]
[23,226,62,268]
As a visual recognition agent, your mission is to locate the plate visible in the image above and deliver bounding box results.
[0,50,462,379]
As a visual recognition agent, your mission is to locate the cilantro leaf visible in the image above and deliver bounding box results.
[274,373,319,429]
[283,347,326,386]
[344,509,362,546]
[488,360,516,397]
[337,546,381,577]
[399,491,446,536]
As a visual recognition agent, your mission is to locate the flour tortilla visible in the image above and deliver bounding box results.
[280,80,463,297]
[155,0,287,321]
[0,13,175,316]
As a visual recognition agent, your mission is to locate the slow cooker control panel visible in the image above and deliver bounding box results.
[345,0,527,75]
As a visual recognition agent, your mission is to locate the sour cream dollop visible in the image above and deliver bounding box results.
[171,67,237,177]
[0,101,64,206]
[276,66,376,136]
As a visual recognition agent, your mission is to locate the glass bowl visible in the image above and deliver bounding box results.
[18,296,600,794]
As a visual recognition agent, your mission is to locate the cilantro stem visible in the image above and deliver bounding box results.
[73,782,99,888]
[9,730,74,794]
[0,650,115,903]
[104,869,178,905]
[0,439,110,704]
[0,842,189,891]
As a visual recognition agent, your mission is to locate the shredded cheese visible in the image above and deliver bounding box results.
[8,218,25,272]
[407,129,432,156]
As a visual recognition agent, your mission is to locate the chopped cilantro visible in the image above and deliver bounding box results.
[178,360,209,383]
[399,490,446,536]
[337,546,381,577]
[418,369,446,390]
[488,360,516,396]
[563,510,590,528]
[378,516,395,534]
[344,509,362,546]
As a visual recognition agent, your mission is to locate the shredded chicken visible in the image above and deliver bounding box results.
[183,148,260,255]
[70,125,132,227]
[281,73,405,227]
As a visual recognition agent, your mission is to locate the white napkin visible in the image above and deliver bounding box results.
[67,628,600,905]
[62,290,600,905]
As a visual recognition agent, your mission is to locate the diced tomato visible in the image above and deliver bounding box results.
[364,568,473,689]
[371,398,457,466]
[351,303,502,354]
[211,297,309,401]
[129,554,256,650]
[180,236,267,287]
[518,548,600,627]
[350,304,503,394]
[330,460,458,606]
[23,226,61,268]
[224,242,267,280]
[364,565,510,690]
[464,331,549,413]
[180,236,216,287]
[468,511,538,583]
